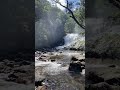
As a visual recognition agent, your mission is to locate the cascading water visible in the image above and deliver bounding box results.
[64,34,80,45]
[56,33,85,50]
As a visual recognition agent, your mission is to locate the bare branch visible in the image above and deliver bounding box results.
[53,0,85,29]
[109,0,120,9]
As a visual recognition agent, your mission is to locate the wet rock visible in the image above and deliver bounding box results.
[105,78,120,86]
[79,59,85,62]
[69,56,85,73]
[86,82,112,90]
[71,57,78,61]
[0,62,5,72]
[7,73,18,82]
[14,58,21,62]
[14,69,26,73]
[69,63,82,72]
[35,81,44,87]
[41,59,48,62]
[108,65,116,68]
[51,59,55,62]
[7,72,33,84]
[81,66,85,69]
[6,62,14,68]
[36,86,47,90]
[35,51,42,55]
[35,79,45,87]
[6,65,34,84]
[41,55,47,57]
[19,61,31,65]
[0,65,12,73]
[49,52,54,55]
[69,48,78,51]
[38,57,42,60]
[81,61,85,66]
[59,51,62,53]
[86,72,104,84]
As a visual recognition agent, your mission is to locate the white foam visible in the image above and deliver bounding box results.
[81,69,85,75]
[56,33,85,50]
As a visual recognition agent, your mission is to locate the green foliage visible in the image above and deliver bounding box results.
[64,0,85,33]
[64,18,75,33]
[35,0,85,49]
[35,0,66,49]
[35,0,51,21]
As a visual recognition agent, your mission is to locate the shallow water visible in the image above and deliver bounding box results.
[35,50,85,90]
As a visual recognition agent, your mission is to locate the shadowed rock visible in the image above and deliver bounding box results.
[69,63,82,72]
[86,82,112,90]
[35,79,45,87]
[86,72,104,84]
[71,57,78,61]
[108,65,116,68]
[105,78,120,86]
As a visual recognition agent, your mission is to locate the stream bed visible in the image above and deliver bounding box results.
[35,50,85,90]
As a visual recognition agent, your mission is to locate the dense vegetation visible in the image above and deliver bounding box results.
[35,0,85,49]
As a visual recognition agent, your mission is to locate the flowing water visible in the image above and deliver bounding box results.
[35,33,85,90]
[56,33,85,50]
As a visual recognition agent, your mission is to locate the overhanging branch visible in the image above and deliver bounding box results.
[54,0,85,29]
[109,0,120,9]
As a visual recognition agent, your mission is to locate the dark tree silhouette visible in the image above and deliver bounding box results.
[109,0,120,9]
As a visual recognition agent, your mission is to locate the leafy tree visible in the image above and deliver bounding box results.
[35,0,65,49]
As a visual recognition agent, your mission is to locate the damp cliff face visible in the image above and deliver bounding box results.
[0,0,34,54]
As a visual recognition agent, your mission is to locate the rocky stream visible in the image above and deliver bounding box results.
[35,33,85,90]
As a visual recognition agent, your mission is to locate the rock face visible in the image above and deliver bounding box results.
[36,86,47,90]
[0,52,34,85]
[6,65,34,84]
[105,78,120,86]
[69,63,82,72]
[85,70,112,90]
[86,82,112,90]
[35,80,45,87]
[86,72,104,84]
[69,57,85,73]
[108,65,116,68]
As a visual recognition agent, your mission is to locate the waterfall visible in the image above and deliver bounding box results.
[56,33,85,50]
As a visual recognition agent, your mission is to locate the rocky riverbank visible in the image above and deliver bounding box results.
[86,58,120,90]
[35,50,85,90]
[0,52,34,90]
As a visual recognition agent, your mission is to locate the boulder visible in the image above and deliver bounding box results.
[36,86,47,90]
[105,78,120,86]
[51,59,55,62]
[86,72,104,84]
[69,63,82,72]
[86,82,112,90]
[35,80,45,87]
[108,65,116,68]
[71,57,78,62]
